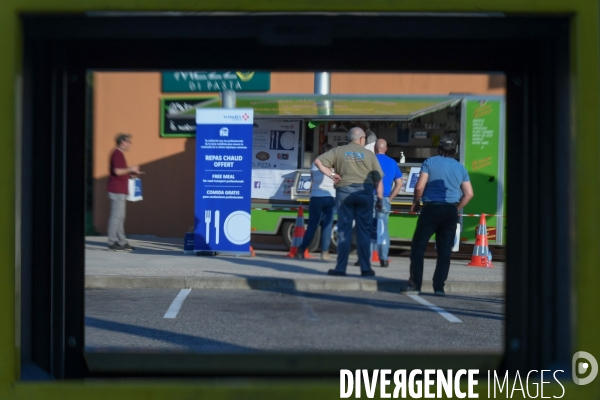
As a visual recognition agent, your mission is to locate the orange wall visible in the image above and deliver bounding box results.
[271,72,315,93]
[94,73,202,238]
[331,73,505,95]
[93,72,504,237]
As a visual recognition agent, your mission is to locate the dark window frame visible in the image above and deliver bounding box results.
[20,13,571,379]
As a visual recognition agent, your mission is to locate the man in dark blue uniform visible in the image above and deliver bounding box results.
[401,135,474,296]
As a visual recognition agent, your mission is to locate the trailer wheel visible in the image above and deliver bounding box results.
[281,220,320,253]
[329,223,338,254]
[328,222,356,254]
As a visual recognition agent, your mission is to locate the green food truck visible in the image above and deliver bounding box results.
[164,94,505,253]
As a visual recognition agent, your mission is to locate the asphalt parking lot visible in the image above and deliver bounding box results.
[85,235,505,353]
[86,288,504,353]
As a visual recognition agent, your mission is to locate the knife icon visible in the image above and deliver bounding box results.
[214,210,220,244]
[275,132,279,149]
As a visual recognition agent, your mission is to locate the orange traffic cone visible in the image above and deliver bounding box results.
[370,216,384,262]
[467,214,494,268]
[285,207,311,258]
[249,246,256,257]
[371,245,381,262]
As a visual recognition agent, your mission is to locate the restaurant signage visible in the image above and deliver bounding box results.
[162,71,270,92]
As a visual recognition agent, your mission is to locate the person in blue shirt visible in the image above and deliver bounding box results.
[401,135,474,296]
[354,138,403,267]
[374,139,403,267]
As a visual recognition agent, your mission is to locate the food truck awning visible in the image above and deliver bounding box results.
[172,94,462,120]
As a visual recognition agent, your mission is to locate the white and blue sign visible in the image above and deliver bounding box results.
[195,108,254,253]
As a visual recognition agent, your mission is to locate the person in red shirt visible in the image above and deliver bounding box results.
[107,133,140,251]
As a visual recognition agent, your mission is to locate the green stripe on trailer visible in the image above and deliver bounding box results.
[251,208,298,233]
[463,99,502,244]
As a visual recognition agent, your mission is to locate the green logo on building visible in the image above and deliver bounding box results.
[162,71,270,92]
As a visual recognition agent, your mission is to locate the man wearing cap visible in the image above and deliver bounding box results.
[314,127,384,277]
[107,133,141,251]
[401,135,473,295]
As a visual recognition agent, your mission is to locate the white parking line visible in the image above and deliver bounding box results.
[163,288,192,319]
[407,294,462,323]
[298,295,319,321]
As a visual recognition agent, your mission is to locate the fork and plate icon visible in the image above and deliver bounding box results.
[270,131,295,150]
[204,210,220,244]
[270,131,279,149]
[204,209,251,245]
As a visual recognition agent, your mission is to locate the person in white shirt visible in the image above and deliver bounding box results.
[295,143,336,261]
[364,129,377,153]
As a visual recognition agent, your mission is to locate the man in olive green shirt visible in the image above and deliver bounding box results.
[315,127,384,276]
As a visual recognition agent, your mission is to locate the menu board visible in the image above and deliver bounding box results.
[296,173,313,195]
[251,169,296,199]
[394,165,422,195]
[251,120,299,170]
[404,167,421,194]
[251,119,300,200]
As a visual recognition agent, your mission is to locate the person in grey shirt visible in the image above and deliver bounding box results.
[364,129,377,153]
[314,128,383,277]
